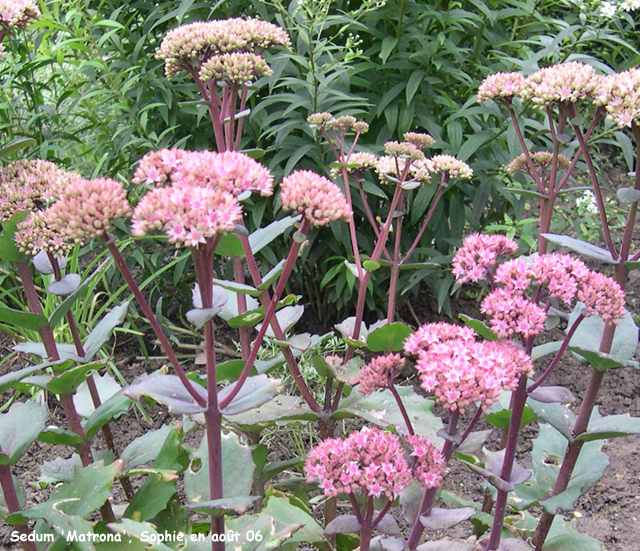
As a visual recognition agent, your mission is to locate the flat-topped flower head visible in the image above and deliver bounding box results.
[427,155,473,180]
[280,170,352,226]
[15,211,75,256]
[404,322,476,356]
[452,233,519,284]
[521,62,600,108]
[403,132,436,149]
[132,184,241,248]
[199,52,272,85]
[481,288,546,339]
[415,337,534,412]
[358,353,404,395]
[133,149,273,197]
[528,254,589,305]
[329,151,378,179]
[0,160,81,221]
[157,18,290,79]
[595,69,640,128]
[0,0,40,32]
[406,434,446,489]
[305,427,411,499]
[307,112,334,126]
[47,178,131,242]
[384,141,426,161]
[478,72,526,103]
[507,152,571,178]
[577,271,625,324]
[376,155,431,186]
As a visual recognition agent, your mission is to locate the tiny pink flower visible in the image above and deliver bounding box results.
[452,233,519,284]
[520,62,600,108]
[577,271,625,324]
[358,353,404,395]
[406,434,446,489]
[481,289,546,340]
[478,72,526,103]
[279,170,352,226]
[0,0,40,32]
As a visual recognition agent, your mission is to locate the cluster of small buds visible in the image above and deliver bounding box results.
[14,211,75,256]
[520,62,600,108]
[305,427,411,499]
[307,112,334,126]
[156,18,290,79]
[0,0,40,32]
[577,271,626,323]
[481,288,547,339]
[404,321,476,356]
[477,72,526,103]
[452,233,519,284]
[528,254,590,304]
[427,155,473,180]
[47,178,131,242]
[384,141,426,161]
[132,149,273,197]
[405,434,446,489]
[403,132,436,149]
[376,155,431,186]
[132,185,241,248]
[330,152,378,180]
[412,327,534,411]
[199,52,272,85]
[0,160,81,221]
[506,152,571,177]
[358,353,404,395]
[594,69,640,128]
[279,170,352,227]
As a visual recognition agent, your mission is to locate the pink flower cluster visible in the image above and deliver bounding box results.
[47,178,131,242]
[132,149,273,197]
[199,52,272,85]
[358,353,404,395]
[427,155,473,180]
[132,185,241,248]
[0,160,80,221]
[0,0,40,31]
[577,271,625,323]
[280,170,352,226]
[305,427,411,499]
[157,18,290,80]
[506,152,571,178]
[481,288,547,339]
[595,68,640,128]
[405,323,533,411]
[15,211,75,256]
[452,233,519,284]
[520,62,600,108]
[406,434,446,489]
[478,72,526,103]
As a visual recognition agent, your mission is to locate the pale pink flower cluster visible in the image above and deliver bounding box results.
[358,353,404,395]
[157,19,290,80]
[199,52,272,85]
[280,170,352,226]
[594,69,640,128]
[403,321,476,356]
[452,233,519,284]
[481,288,547,339]
[47,178,131,242]
[577,271,625,323]
[403,132,436,149]
[506,152,571,177]
[132,149,273,197]
[132,185,241,247]
[520,62,600,108]
[527,254,590,304]
[406,434,446,489]
[330,151,378,179]
[427,155,473,180]
[0,160,80,221]
[15,211,75,256]
[376,155,432,186]
[0,0,40,31]
[407,323,534,411]
[478,72,526,102]
[305,427,411,499]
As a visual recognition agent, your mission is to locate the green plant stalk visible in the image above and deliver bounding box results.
[219,218,312,410]
[531,124,640,549]
[0,460,37,551]
[103,235,207,408]
[406,409,460,550]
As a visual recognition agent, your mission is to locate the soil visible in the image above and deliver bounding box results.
[1,249,640,550]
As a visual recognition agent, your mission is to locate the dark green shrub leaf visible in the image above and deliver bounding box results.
[84,390,134,441]
[575,413,640,442]
[366,322,413,352]
[0,212,28,263]
[46,363,101,395]
[0,137,37,158]
[38,427,84,447]
[185,496,259,515]
[542,533,605,551]
[458,314,498,341]
[0,307,48,331]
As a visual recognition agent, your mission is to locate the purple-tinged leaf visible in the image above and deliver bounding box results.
[48,274,81,296]
[416,539,476,551]
[13,341,81,362]
[0,307,48,332]
[528,386,575,404]
[437,429,462,445]
[497,539,534,551]
[191,283,228,310]
[186,307,222,329]
[375,514,401,535]
[420,507,475,530]
[324,514,361,535]
[124,375,207,414]
[484,448,531,486]
[617,187,640,204]
[258,305,304,336]
[541,234,615,263]
[370,536,407,551]
[33,250,67,275]
[219,374,281,415]
[83,302,130,362]
[543,533,605,551]
[400,479,423,524]
[0,401,47,465]
[456,429,493,454]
